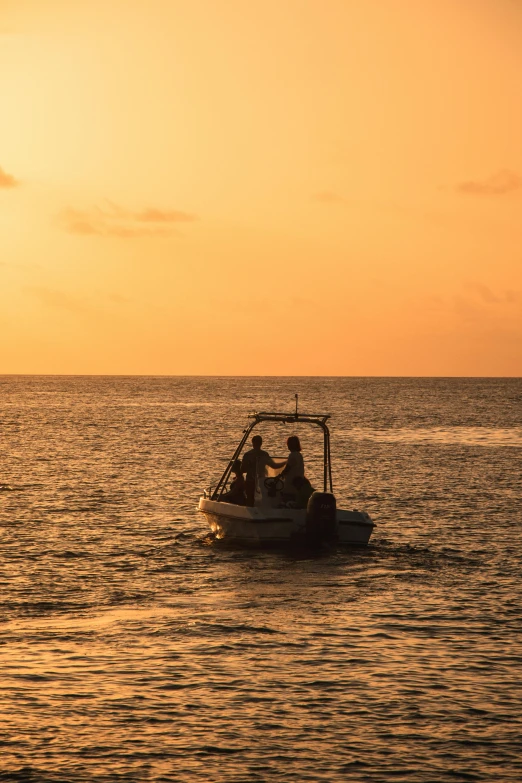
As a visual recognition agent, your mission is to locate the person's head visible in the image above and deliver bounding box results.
[252,435,263,449]
[287,435,301,452]
[232,459,242,475]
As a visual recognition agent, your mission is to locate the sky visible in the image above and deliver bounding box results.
[1,0,521,376]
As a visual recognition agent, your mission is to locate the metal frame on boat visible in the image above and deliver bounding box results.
[198,399,374,547]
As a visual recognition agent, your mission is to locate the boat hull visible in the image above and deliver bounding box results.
[198,498,374,546]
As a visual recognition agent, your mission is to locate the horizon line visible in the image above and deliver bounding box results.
[1,374,521,380]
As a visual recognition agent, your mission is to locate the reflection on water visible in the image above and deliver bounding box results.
[0,376,521,782]
[343,426,522,447]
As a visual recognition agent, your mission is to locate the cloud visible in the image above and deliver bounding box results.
[135,208,195,223]
[464,282,520,305]
[0,261,41,271]
[456,170,522,196]
[106,292,130,304]
[59,202,197,238]
[23,285,88,313]
[411,283,520,313]
[312,191,346,204]
[291,295,313,307]
[0,166,18,188]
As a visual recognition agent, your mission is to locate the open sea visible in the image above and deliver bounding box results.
[0,375,521,783]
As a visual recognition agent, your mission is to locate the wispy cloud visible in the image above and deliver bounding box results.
[291,295,313,307]
[59,202,197,238]
[0,261,41,271]
[412,283,521,328]
[106,292,130,304]
[456,170,522,196]
[312,191,346,204]
[0,166,18,188]
[134,208,195,223]
[23,285,88,313]
[23,284,133,312]
[464,282,519,305]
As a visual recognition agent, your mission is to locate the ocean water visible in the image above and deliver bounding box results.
[0,376,521,783]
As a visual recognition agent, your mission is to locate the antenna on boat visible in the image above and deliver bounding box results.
[295,393,298,418]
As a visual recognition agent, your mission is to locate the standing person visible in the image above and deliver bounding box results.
[240,435,285,507]
[279,435,305,499]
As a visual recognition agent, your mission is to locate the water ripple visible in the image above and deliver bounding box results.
[0,376,521,781]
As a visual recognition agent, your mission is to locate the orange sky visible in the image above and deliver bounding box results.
[1,0,521,375]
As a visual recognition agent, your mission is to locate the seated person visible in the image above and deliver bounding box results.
[293,475,314,509]
[221,460,247,505]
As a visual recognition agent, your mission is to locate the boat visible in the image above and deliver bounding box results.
[198,401,374,547]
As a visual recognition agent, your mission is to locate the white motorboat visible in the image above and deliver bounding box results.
[198,404,374,547]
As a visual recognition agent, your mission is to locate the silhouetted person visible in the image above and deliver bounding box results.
[221,459,247,505]
[241,435,285,506]
[279,435,305,499]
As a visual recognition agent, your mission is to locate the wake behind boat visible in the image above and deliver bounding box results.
[198,403,374,547]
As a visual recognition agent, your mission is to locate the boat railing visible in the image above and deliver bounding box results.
[210,408,334,500]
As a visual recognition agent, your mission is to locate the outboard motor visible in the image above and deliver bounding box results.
[306,492,337,544]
